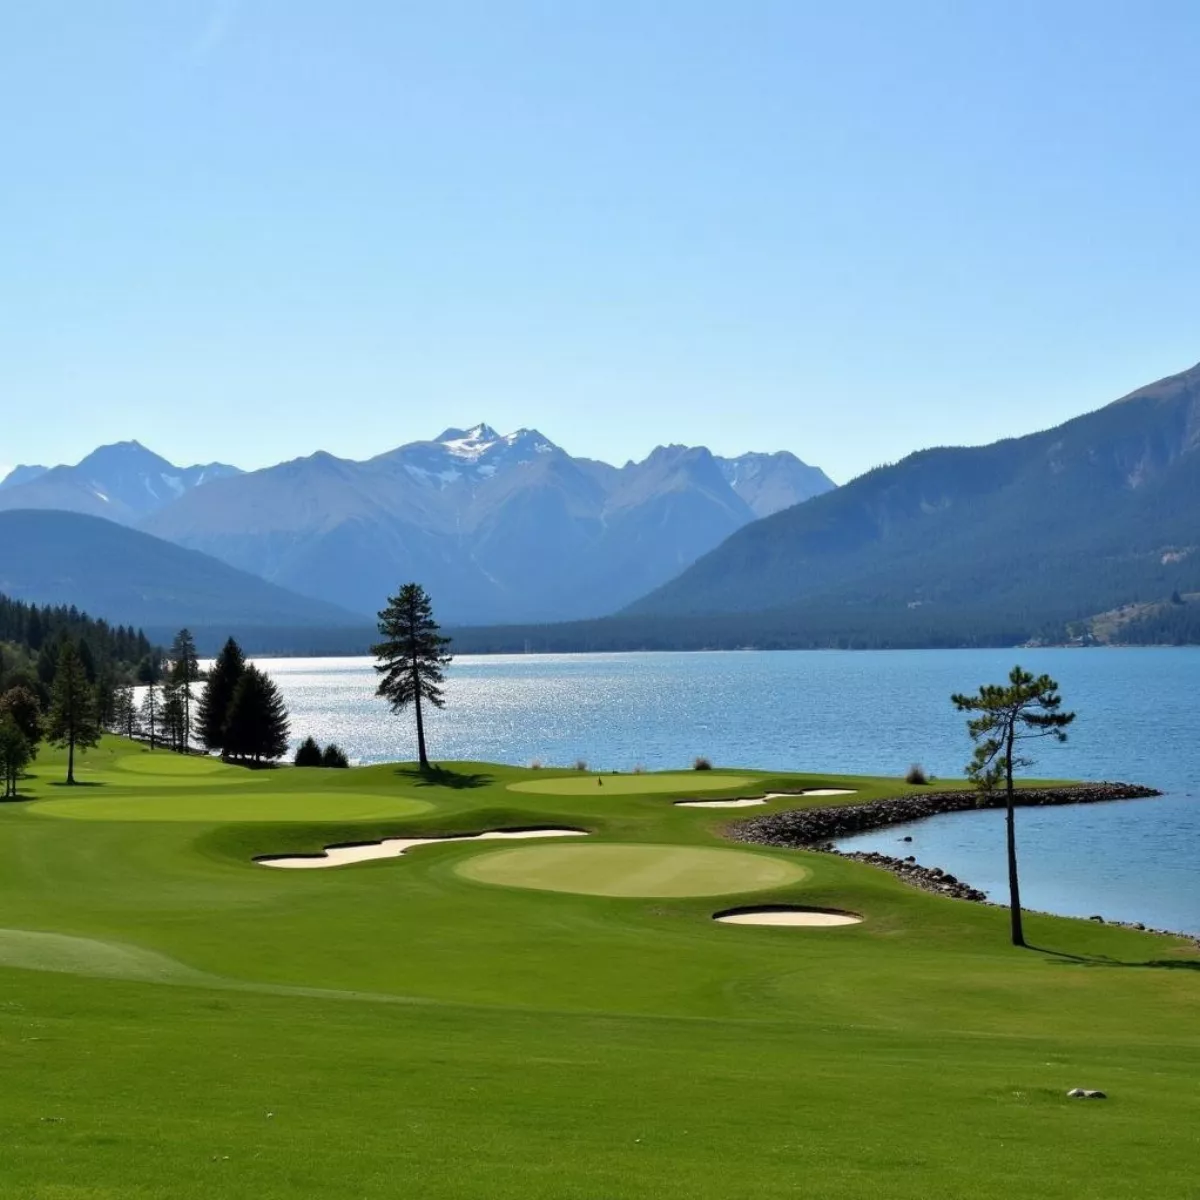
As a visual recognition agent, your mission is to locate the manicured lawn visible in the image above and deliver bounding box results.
[1,737,1197,1198]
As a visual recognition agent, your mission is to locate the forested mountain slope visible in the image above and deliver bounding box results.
[625,362,1200,639]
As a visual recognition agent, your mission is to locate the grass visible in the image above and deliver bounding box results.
[1,736,1197,1198]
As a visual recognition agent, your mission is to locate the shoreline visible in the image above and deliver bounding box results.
[729,782,1200,942]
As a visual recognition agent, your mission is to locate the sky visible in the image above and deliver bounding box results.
[2,1,1199,485]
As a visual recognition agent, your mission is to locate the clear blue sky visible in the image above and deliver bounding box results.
[3,1,1199,483]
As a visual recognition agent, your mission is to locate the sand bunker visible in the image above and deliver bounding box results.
[258,828,587,870]
[675,788,856,809]
[714,906,862,927]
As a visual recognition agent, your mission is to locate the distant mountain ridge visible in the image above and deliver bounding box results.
[0,424,820,625]
[0,441,241,523]
[623,360,1200,642]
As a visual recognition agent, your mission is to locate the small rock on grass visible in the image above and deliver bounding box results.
[1067,1088,1108,1099]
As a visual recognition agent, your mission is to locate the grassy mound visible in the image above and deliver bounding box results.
[507,770,756,795]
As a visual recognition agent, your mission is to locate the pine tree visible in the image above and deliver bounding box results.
[293,736,323,767]
[141,682,162,750]
[952,666,1075,947]
[46,642,100,785]
[321,743,349,768]
[169,629,200,751]
[0,717,32,799]
[223,666,290,765]
[162,680,186,752]
[110,684,141,740]
[197,638,245,753]
[372,583,452,770]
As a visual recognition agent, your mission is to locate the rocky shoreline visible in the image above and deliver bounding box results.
[728,782,1198,941]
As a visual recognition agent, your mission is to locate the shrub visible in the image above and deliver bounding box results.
[693,756,713,771]
[632,763,646,774]
[574,759,588,772]
[905,763,929,786]
[529,759,543,770]
[322,743,349,768]
[294,736,322,767]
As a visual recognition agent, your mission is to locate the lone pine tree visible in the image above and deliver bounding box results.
[952,666,1075,947]
[46,642,100,785]
[372,583,452,771]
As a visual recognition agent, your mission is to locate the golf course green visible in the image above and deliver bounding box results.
[2,738,1197,1198]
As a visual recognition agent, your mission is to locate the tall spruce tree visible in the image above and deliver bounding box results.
[169,629,200,751]
[197,637,245,753]
[141,681,162,750]
[372,583,452,770]
[46,642,100,785]
[110,684,141,740]
[952,666,1075,947]
[223,666,290,764]
[162,680,186,752]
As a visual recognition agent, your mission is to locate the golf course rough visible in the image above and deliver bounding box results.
[4,736,1199,1200]
[454,842,810,897]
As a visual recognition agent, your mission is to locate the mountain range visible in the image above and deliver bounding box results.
[1,427,834,624]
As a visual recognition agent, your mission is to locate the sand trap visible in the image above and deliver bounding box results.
[675,789,855,809]
[714,906,862,927]
[258,828,587,870]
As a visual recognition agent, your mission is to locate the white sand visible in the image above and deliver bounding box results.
[258,828,586,869]
[715,908,862,927]
[675,789,855,809]
[675,797,768,808]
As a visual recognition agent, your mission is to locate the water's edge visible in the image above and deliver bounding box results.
[729,783,1199,941]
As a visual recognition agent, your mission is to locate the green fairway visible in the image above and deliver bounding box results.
[508,770,756,794]
[1,737,1197,1199]
[456,842,810,896]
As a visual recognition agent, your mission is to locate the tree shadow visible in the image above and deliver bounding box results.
[1027,943,1200,971]
[47,780,106,789]
[393,765,492,790]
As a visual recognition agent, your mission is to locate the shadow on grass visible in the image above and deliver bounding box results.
[1028,943,1200,971]
[47,780,106,789]
[393,765,493,790]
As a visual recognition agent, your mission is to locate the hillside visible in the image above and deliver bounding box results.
[620,361,1200,642]
[0,510,367,649]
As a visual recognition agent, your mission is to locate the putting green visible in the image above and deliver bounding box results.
[508,772,756,796]
[28,791,432,824]
[454,842,809,897]
[115,752,232,775]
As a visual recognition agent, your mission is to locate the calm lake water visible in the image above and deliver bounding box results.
[253,648,1200,934]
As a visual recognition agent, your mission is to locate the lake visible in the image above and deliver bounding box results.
[253,648,1200,933]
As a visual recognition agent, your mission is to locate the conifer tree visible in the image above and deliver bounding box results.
[293,736,323,767]
[46,642,100,785]
[197,637,245,753]
[372,584,452,770]
[952,666,1075,947]
[0,717,32,798]
[110,684,141,740]
[141,682,163,750]
[162,680,186,752]
[321,743,349,768]
[223,666,290,764]
[169,629,200,751]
